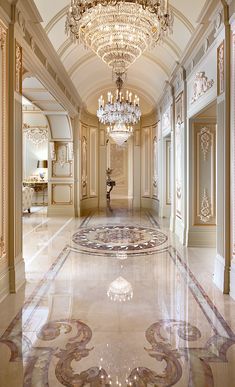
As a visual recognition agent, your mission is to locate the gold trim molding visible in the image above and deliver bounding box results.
[0,20,8,259]
[15,41,22,95]
[52,184,73,205]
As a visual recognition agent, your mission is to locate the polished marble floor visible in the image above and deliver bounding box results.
[0,203,235,386]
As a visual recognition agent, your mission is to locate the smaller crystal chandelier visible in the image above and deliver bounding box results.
[97,75,140,145]
[107,122,133,146]
[107,276,133,302]
[97,75,141,126]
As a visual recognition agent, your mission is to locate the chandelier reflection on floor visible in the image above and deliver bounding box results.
[66,0,173,75]
[107,276,133,302]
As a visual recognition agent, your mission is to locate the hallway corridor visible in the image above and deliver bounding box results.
[0,205,235,386]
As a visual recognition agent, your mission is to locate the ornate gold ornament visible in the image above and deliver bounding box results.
[217,41,224,95]
[15,42,22,94]
[0,24,6,48]
[200,188,212,223]
[200,127,211,161]
[23,124,48,145]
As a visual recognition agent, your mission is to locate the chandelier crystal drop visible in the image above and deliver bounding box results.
[66,0,173,74]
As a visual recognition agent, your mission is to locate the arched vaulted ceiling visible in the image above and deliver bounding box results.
[33,0,208,115]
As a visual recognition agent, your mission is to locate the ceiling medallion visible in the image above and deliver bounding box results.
[66,0,173,75]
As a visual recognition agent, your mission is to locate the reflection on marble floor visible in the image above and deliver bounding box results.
[1,205,235,386]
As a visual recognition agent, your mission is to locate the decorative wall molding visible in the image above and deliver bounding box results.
[141,126,151,198]
[15,3,80,115]
[15,41,22,95]
[52,184,73,205]
[81,135,88,198]
[232,30,235,255]
[0,23,7,49]
[200,188,212,223]
[200,127,211,161]
[52,143,73,177]
[191,72,214,104]
[217,41,224,96]
[50,142,56,160]
[166,140,172,205]
[89,127,98,197]
[194,123,216,226]
[175,92,184,219]
[23,124,48,145]
[0,20,8,260]
[153,135,159,199]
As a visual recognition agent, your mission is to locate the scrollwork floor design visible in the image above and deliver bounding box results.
[0,210,235,386]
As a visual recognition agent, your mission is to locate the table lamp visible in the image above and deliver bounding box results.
[37,160,48,180]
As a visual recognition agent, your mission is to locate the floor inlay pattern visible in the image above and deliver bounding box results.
[72,225,168,253]
[1,209,235,386]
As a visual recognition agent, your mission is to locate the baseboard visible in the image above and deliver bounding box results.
[47,205,75,217]
[14,257,26,292]
[170,215,175,232]
[187,228,216,247]
[0,266,10,303]
[141,198,159,214]
[213,254,225,292]
[230,259,235,300]
[175,217,185,245]
[81,198,98,214]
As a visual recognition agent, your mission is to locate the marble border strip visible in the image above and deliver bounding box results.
[0,212,93,340]
[69,245,169,257]
[23,218,49,239]
[146,211,160,228]
[25,217,73,266]
[79,210,95,228]
[1,246,71,339]
[168,246,234,339]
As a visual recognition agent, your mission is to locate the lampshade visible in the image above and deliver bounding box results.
[37,160,48,168]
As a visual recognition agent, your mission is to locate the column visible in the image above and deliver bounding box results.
[230,15,235,299]
[8,12,25,293]
[214,4,231,293]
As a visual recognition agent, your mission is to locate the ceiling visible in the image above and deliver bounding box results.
[33,0,208,115]
[23,76,65,112]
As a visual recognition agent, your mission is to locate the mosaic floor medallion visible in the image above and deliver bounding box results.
[72,225,168,254]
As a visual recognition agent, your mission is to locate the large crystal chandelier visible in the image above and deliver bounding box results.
[66,0,173,75]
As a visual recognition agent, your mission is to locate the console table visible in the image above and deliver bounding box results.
[23,181,48,206]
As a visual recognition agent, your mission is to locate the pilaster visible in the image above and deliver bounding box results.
[229,13,235,299]
[214,3,231,293]
[8,5,25,293]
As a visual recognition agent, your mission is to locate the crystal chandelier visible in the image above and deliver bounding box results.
[97,76,141,125]
[107,276,133,302]
[66,0,173,75]
[107,122,133,146]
